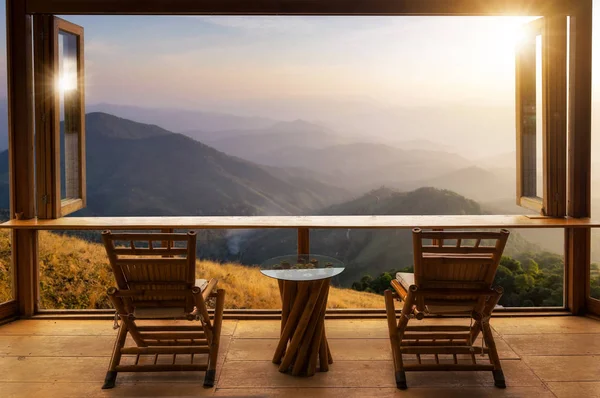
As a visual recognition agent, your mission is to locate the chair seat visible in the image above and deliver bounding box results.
[395,272,476,314]
[132,279,210,319]
[133,307,188,319]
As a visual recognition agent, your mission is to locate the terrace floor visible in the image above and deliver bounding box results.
[1,316,600,397]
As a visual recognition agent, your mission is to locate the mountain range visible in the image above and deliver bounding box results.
[88,103,277,133]
[211,139,475,194]
[195,119,352,159]
[0,112,350,216]
[0,109,556,289]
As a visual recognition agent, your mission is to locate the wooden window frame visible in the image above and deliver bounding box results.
[516,16,567,217]
[8,0,592,318]
[34,16,86,219]
[25,0,572,16]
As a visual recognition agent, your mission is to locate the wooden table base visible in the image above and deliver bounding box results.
[272,278,333,376]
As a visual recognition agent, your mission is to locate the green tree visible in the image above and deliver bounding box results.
[353,252,566,308]
[525,259,541,277]
[515,274,535,292]
[500,256,523,273]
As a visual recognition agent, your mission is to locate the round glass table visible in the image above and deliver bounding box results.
[260,254,345,377]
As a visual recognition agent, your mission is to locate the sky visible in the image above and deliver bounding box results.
[0,7,600,151]
[65,15,531,110]
[0,10,542,109]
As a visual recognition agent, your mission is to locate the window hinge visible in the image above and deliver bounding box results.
[42,194,49,204]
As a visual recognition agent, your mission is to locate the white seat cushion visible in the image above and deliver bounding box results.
[195,279,208,291]
[396,272,415,291]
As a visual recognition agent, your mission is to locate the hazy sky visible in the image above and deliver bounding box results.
[0,10,597,112]
[0,8,600,150]
[67,15,532,110]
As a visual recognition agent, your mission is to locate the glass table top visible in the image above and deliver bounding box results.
[260,254,345,282]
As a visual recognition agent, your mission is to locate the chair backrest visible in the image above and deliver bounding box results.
[412,228,509,309]
[102,231,197,312]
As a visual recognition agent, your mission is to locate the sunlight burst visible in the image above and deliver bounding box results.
[58,72,77,93]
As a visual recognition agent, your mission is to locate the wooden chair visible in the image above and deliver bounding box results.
[384,228,509,390]
[101,231,225,389]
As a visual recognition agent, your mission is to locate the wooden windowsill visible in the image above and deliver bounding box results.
[0,215,598,230]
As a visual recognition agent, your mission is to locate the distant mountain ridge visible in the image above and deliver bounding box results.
[88,103,276,133]
[400,166,514,202]
[83,112,350,216]
[0,112,350,217]
[190,119,350,159]
[86,112,172,140]
[239,142,473,194]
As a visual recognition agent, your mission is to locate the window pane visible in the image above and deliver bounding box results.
[32,15,566,310]
[58,31,81,201]
[517,28,543,203]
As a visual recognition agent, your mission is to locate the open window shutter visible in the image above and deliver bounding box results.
[515,16,567,217]
[34,16,86,218]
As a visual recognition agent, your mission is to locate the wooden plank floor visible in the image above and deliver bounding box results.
[0,316,599,397]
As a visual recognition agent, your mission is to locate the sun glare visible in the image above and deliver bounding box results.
[484,17,534,51]
[58,71,77,93]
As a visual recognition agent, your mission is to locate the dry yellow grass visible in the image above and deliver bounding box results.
[196,260,383,309]
[0,230,12,303]
[0,230,383,309]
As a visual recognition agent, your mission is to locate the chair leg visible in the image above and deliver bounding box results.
[493,369,506,389]
[102,322,128,389]
[395,370,408,390]
[481,320,506,389]
[204,288,225,388]
[385,290,408,390]
[102,371,117,390]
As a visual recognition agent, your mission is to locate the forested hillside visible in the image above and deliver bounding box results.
[352,251,568,307]
[0,112,350,214]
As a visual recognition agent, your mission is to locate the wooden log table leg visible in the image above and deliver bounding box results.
[273,278,332,376]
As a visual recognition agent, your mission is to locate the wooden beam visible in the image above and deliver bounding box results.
[566,0,593,315]
[14,230,38,316]
[542,15,567,217]
[25,0,573,16]
[297,228,310,255]
[566,228,589,314]
[7,0,38,317]
[0,215,599,231]
[34,15,58,219]
[568,1,592,219]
